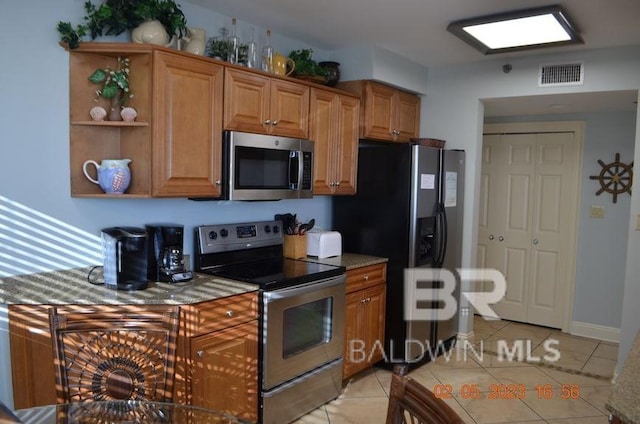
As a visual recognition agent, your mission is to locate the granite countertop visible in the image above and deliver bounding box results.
[303,252,388,270]
[0,267,257,306]
[607,330,640,423]
[0,253,386,306]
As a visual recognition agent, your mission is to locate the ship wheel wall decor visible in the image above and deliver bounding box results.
[589,153,633,203]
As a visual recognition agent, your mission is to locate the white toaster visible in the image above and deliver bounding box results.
[306,230,342,258]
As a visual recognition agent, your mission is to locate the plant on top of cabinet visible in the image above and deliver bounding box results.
[288,49,327,84]
[57,0,188,49]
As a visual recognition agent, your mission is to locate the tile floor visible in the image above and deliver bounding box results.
[296,317,619,424]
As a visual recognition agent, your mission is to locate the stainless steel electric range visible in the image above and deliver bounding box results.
[194,220,346,424]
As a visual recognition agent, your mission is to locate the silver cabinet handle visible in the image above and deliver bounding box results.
[335,182,341,187]
[498,236,504,241]
[533,239,539,245]
[226,310,234,317]
[489,235,494,240]
[271,120,278,126]
[215,180,221,186]
[264,119,271,125]
[363,275,369,281]
[197,350,204,358]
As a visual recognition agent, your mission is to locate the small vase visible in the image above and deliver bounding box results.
[131,20,170,46]
[319,61,340,87]
[108,97,122,121]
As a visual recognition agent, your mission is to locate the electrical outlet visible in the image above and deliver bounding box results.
[636,214,640,231]
[589,205,605,219]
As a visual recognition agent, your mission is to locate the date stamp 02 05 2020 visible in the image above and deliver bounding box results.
[432,383,581,400]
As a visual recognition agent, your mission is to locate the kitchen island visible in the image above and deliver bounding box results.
[1,267,259,421]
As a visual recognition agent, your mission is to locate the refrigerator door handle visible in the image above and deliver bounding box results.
[435,203,448,267]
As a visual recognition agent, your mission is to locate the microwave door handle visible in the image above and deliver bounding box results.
[289,151,300,189]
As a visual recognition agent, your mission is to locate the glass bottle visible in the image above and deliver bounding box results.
[228,18,240,64]
[247,27,258,69]
[262,29,274,73]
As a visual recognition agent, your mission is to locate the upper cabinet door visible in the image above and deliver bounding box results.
[309,88,336,194]
[362,82,396,141]
[152,51,224,197]
[332,94,359,194]
[394,89,421,142]
[224,68,309,138]
[270,78,309,138]
[223,68,270,134]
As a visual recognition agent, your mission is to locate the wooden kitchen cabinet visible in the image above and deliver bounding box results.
[343,263,387,380]
[151,51,224,197]
[9,292,259,421]
[224,68,310,138]
[190,321,258,421]
[338,80,420,142]
[309,87,359,195]
[67,43,223,198]
[178,291,259,422]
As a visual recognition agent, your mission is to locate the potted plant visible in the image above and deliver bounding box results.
[57,0,187,49]
[205,37,233,60]
[89,56,134,120]
[288,49,328,83]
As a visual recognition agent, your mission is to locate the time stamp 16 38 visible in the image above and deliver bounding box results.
[432,384,581,400]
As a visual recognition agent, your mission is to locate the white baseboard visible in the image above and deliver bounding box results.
[569,321,620,343]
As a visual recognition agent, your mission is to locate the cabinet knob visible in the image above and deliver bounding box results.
[335,182,341,187]
[489,235,494,240]
[363,275,369,281]
[215,180,221,186]
[264,119,271,125]
[498,236,504,242]
[226,310,234,317]
[533,239,539,245]
[271,120,278,126]
[197,350,204,358]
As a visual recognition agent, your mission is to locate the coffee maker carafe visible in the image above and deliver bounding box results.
[101,227,149,291]
[147,224,193,283]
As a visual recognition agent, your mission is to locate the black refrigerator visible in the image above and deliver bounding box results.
[332,140,465,367]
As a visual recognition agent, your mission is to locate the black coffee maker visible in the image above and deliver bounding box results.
[146,224,193,283]
[101,227,149,291]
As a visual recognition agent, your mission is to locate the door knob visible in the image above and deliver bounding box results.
[533,239,539,245]
[489,235,494,240]
[498,236,504,241]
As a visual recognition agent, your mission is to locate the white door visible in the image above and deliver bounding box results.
[477,123,581,329]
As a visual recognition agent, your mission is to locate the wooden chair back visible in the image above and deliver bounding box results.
[49,305,179,404]
[386,365,465,424]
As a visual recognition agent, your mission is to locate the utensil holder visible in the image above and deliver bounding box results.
[284,234,307,259]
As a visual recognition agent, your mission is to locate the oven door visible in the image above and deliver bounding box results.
[262,274,345,390]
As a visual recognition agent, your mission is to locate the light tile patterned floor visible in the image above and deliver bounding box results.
[296,317,618,424]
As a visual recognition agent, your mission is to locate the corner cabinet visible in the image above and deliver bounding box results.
[338,80,420,142]
[223,68,310,138]
[343,263,387,380]
[309,87,359,195]
[67,43,223,198]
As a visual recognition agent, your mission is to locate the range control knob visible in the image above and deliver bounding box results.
[208,230,217,240]
[273,225,280,234]
[220,228,229,238]
[264,225,271,233]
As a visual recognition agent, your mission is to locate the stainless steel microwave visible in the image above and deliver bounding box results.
[222,131,314,201]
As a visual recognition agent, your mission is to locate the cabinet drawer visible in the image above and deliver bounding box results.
[346,263,387,293]
[182,292,258,337]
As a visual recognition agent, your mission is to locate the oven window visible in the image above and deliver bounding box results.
[282,297,333,358]
[235,146,290,189]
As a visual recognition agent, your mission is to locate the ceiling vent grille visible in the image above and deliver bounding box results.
[539,62,584,86]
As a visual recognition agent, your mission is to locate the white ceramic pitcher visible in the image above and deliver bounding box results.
[82,159,132,194]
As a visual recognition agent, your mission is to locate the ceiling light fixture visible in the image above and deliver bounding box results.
[447,5,583,55]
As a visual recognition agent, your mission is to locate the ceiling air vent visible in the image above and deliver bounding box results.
[539,61,584,86]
